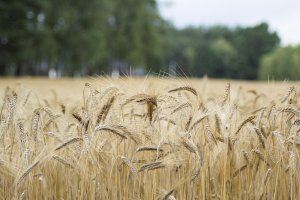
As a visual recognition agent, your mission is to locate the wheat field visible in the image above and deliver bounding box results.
[0,77,299,199]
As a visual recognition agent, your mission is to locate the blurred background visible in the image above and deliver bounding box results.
[0,0,299,80]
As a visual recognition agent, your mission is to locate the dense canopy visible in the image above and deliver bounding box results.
[0,0,291,80]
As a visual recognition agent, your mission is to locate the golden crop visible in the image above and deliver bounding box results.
[0,77,299,199]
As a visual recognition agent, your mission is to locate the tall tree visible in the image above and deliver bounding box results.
[104,0,163,73]
[0,0,48,76]
[232,23,280,79]
[259,45,300,80]
[44,0,110,75]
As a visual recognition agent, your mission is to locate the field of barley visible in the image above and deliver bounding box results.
[0,77,299,199]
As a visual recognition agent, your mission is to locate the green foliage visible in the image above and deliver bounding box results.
[259,46,300,80]
[0,0,281,79]
[0,0,163,76]
[164,23,279,79]
[232,23,280,79]
[0,0,49,75]
[104,0,164,72]
[208,38,238,77]
[42,0,111,75]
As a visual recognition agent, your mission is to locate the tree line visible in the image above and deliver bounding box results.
[0,0,297,80]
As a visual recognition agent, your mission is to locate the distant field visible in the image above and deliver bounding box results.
[0,77,299,199]
[0,77,294,99]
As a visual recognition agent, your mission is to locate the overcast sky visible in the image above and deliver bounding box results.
[158,0,300,45]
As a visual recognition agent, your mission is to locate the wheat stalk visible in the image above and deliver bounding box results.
[52,155,74,169]
[234,115,256,135]
[95,124,127,140]
[168,86,198,96]
[55,137,83,151]
[221,82,230,106]
[17,160,40,185]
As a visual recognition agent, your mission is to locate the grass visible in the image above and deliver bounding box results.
[0,77,299,199]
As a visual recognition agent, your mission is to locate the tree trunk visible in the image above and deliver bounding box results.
[0,64,6,76]
[16,64,23,76]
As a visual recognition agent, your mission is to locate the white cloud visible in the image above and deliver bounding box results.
[158,0,300,45]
